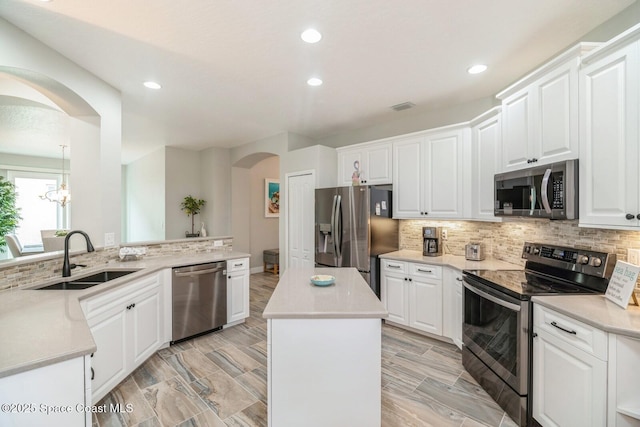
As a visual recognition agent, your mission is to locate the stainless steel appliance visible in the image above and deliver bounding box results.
[495,159,578,219]
[422,226,442,256]
[172,262,227,342]
[465,243,485,261]
[462,242,615,426]
[315,186,398,297]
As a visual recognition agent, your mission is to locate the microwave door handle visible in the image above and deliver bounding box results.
[540,168,552,214]
[530,187,536,216]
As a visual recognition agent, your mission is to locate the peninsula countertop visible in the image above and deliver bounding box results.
[0,250,250,379]
[263,267,388,319]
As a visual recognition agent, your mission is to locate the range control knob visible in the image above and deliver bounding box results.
[577,255,590,265]
[531,247,540,255]
[524,246,531,254]
[590,257,602,267]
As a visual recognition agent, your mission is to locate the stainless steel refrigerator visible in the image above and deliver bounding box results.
[315,185,399,297]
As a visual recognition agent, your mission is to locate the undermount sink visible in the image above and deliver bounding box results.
[37,269,138,290]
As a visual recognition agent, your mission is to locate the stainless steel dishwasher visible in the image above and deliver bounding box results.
[172,261,227,342]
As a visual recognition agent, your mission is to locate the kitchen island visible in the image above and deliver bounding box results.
[263,267,387,427]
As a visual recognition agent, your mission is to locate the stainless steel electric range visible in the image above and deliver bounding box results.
[462,242,616,426]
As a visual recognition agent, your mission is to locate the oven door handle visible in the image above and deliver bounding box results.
[463,281,521,312]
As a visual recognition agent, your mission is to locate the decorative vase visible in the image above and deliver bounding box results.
[200,223,207,237]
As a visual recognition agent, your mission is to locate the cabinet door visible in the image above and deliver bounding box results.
[381,273,408,325]
[409,276,442,335]
[364,142,392,184]
[228,270,250,323]
[130,284,162,367]
[533,331,607,427]
[536,61,578,165]
[471,112,501,220]
[392,136,423,218]
[87,306,127,402]
[501,88,534,172]
[337,149,363,186]
[424,128,465,218]
[580,43,640,228]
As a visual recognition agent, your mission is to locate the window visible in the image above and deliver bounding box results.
[8,170,69,247]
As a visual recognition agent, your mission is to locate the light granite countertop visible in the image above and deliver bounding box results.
[379,250,523,271]
[532,295,640,339]
[0,250,250,379]
[263,267,388,319]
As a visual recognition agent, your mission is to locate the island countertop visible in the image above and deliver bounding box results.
[262,267,388,319]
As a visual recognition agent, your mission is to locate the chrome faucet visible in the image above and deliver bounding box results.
[62,230,95,277]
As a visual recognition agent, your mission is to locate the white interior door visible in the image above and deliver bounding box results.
[286,171,315,270]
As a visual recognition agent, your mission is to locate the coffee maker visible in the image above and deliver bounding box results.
[422,227,442,256]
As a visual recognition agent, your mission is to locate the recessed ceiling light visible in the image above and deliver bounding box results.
[301,29,322,44]
[307,77,323,86]
[467,64,488,75]
[143,81,162,89]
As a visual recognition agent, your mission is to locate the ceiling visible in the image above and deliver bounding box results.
[0,0,635,163]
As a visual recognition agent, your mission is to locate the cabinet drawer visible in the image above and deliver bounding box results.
[409,263,442,280]
[227,258,249,272]
[82,273,160,320]
[382,259,407,274]
[534,304,607,360]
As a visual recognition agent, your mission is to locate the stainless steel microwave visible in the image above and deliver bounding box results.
[494,159,578,219]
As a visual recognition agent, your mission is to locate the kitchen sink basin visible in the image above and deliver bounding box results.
[36,269,138,290]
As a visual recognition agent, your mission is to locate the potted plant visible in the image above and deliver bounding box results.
[0,176,21,253]
[181,195,206,237]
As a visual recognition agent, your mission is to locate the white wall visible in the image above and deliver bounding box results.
[200,146,232,237]
[165,147,201,239]
[231,167,251,254]
[125,147,165,242]
[0,18,122,248]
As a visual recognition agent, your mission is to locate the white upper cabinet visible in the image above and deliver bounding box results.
[470,107,502,221]
[336,141,392,186]
[497,43,599,173]
[393,124,469,219]
[579,26,640,230]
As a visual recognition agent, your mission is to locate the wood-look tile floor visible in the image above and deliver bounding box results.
[93,272,518,427]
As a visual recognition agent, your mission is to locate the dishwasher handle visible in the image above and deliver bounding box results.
[173,266,225,277]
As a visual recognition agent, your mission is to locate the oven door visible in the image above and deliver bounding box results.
[462,275,529,395]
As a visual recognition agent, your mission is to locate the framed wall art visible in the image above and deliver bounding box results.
[265,179,280,217]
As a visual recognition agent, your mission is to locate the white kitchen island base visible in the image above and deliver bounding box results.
[268,317,381,427]
[263,267,387,427]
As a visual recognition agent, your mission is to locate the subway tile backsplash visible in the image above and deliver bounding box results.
[400,219,640,267]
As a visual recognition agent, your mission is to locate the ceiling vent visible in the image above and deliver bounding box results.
[390,102,415,112]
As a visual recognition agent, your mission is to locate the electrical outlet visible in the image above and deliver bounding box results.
[104,232,115,247]
[213,240,223,247]
[628,248,640,265]
[441,229,448,240]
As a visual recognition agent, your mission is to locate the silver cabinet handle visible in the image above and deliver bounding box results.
[417,268,432,273]
[387,264,402,269]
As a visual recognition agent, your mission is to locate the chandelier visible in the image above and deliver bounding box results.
[40,145,71,207]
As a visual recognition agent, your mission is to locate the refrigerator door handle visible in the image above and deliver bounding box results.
[335,194,343,259]
[330,195,338,262]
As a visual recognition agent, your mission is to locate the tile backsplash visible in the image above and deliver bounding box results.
[0,237,233,292]
[400,219,640,267]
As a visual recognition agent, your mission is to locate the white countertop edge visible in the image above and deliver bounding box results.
[532,295,640,339]
[0,250,251,379]
[379,250,523,271]
[264,311,388,320]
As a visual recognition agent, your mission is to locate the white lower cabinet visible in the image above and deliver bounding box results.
[532,304,607,427]
[0,356,89,427]
[82,271,167,403]
[381,259,442,335]
[608,335,640,427]
[443,267,463,349]
[227,258,250,324]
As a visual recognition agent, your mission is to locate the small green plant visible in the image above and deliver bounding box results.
[181,195,206,236]
[54,230,69,237]
[0,176,21,253]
